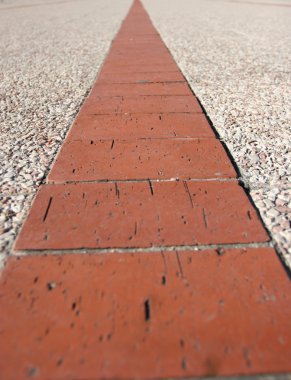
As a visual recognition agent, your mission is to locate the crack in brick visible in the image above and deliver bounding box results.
[148,179,154,195]
[183,181,194,208]
[203,207,208,229]
[175,251,184,279]
[42,197,53,222]
[115,182,120,199]
[144,299,151,321]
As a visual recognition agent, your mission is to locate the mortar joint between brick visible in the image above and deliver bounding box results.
[12,241,273,257]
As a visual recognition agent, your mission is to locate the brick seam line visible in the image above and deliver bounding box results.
[71,376,291,380]
[136,0,291,270]
[13,241,273,256]
[24,374,291,380]
[17,242,291,284]
[31,374,291,380]
[46,178,239,184]
[54,376,291,380]
[0,178,239,198]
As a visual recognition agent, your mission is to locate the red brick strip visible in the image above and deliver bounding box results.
[1,0,291,379]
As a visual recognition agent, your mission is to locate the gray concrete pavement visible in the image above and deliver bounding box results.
[143,0,291,267]
[0,0,131,267]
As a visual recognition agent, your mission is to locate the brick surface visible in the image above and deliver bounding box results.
[67,113,215,140]
[108,47,170,55]
[98,71,186,83]
[104,58,175,68]
[104,57,176,66]
[104,50,176,64]
[106,45,169,52]
[111,39,164,48]
[82,95,202,114]
[15,181,268,251]
[1,248,290,380]
[111,43,166,52]
[106,47,172,56]
[48,139,236,181]
[112,36,163,44]
[90,83,192,96]
[100,63,179,73]
[111,32,165,38]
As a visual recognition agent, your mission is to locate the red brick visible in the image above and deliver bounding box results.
[108,54,173,62]
[112,41,164,49]
[117,21,158,28]
[104,57,176,66]
[82,95,201,114]
[48,139,235,182]
[116,23,157,28]
[115,31,159,38]
[106,46,171,54]
[67,113,215,140]
[1,248,290,380]
[113,36,163,44]
[106,48,173,56]
[101,63,178,73]
[98,71,185,83]
[107,45,167,52]
[106,46,171,53]
[90,83,192,96]
[106,52,169,61]
[15,181,268,251]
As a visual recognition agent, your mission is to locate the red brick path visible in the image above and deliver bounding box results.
[1,1,290,379]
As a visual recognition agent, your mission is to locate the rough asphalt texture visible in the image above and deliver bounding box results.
[0,0,131,267]
[143,0,291,267]
[0,0,290,268]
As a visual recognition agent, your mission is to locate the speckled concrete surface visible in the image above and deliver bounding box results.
[0,0,131,267]
[143,0,291,268]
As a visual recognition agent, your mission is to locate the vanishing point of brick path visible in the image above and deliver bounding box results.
[0,1,290,379]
